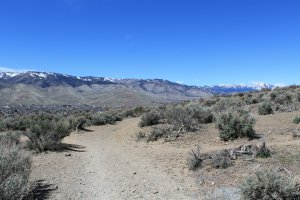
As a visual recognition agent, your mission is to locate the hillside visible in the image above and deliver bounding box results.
[0,71,273,106]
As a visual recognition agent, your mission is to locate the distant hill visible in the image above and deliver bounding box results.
[0,71,274,106]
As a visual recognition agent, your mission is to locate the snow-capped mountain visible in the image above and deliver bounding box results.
[0,71,278,106]
[202,82,274,94]
[0,71,114,87]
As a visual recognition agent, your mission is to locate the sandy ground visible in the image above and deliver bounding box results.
[30,111,300,200]
[30,118,200,200]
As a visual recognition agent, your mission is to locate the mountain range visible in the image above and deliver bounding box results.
[0,71,275,106]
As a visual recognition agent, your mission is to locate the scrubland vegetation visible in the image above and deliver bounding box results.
[136,85,300,199]
[1,85,300,199]
[0,106,147,199]
[0,133,31,200]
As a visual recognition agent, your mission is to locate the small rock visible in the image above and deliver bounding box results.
[212,182,215,186]
[133,172,137,175]
[65,153,72,157]
[153,191,159,194]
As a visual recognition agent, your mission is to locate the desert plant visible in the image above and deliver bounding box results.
[240,170,300,200]
[0,132,31,200]
[135,131,146,141]
[24,115,73,152]
[121,106,148,118]
[146,126,172,142]
[256,141,271,158]
[185,104,213,124]
[213,97,243,113]
[165,105,199,131]
[293,116,300,124]
[90,112,122,126]
[296,92,300,102]
[139,109,161,127]
[270,91,278,101]
[202,99,217,107]
[274,92,293,105]
[216,109,256,141]
[212,150,233,169]
[258,101,274,115]
[188,146,203,171]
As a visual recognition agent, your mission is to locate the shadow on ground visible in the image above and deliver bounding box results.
[77,127,94,133]
[24,180,57,200]
[59,143,86,152]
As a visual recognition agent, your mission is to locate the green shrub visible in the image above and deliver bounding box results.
[293,116,300,124]
[139,109,161,127]
[213,97,243,113]
[274,92,293,105]
[240,170,300,200]
[146,126,171,142]
[258,101,274,115]
[165,105,199,132]
[245,93,260,105]
[90,112,122,126]
[270,91,278,101]
[296,92,300,102]
[202,99,217,107]
[216,109,256,141]
[0,133,31,200]
[0,116,31,132]
[67,115,89,131]
[121,106,147,118]
[24,115,73,152]
[185,104,213,124]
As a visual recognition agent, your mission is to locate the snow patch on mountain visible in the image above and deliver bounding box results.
[0,72,22,78]
[0,71,284,94]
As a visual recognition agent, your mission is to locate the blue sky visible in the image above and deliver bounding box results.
[0,0,299,86]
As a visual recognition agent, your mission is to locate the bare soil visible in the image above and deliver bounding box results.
[30,111,300,199]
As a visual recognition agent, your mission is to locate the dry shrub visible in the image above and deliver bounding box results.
[240,169,300,200]
[188,146,203,171]
[212,150,233,169]
[0,132,31,200]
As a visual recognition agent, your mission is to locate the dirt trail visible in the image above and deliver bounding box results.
[31,118,200,200]
[30,114,300,199]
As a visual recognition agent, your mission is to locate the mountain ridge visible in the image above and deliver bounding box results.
[0,71,276,106]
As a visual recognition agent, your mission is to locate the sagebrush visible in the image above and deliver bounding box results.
[0,132,31,200]
[240,170,300,200]
[216,109,256,141]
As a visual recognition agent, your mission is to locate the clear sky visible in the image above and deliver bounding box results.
[0,0,299,86]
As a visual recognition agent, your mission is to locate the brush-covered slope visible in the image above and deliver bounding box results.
[0,72,212,106]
